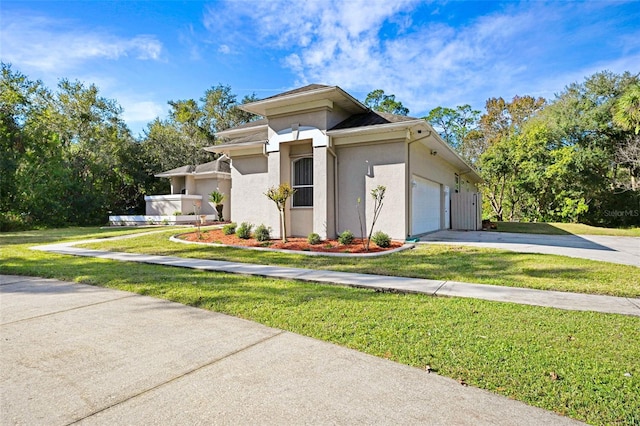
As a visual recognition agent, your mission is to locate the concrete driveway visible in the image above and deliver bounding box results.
[420,231,640,266]
[0,275,581,425]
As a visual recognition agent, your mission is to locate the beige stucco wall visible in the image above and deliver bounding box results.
[169,176,186,194]
[336,141,407,240]
[230,155,273,229]
[145,195,202,216]
[195,177,230,218]
[267,105,351,135]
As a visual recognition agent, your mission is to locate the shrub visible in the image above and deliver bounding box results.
[254,224,271,242]
[371,231,391,248]
[223,222,237,235]
[236,222,253,239]
[307,232,321,245]
[338,230,354,245]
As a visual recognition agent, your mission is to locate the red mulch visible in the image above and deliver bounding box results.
[179,228,402,253]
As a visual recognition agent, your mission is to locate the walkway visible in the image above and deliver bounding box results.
[420,230,640,267]
[31,239,640,317]
[0,275,583,425]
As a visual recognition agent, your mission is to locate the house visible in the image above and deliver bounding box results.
[145,157,231,220]
[205,84,482,241]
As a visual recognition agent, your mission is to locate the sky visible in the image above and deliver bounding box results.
[1,0,639,137]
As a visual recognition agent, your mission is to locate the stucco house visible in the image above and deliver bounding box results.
[206,84,482,241]
[145,157,231,219]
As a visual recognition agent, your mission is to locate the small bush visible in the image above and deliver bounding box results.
[173,211,182,216]
[307,232,321,245]
[236,222,253,239]
[223,222,237,235]
[371,231,391,248]
[254,224,271,242]
[338,230,354,245]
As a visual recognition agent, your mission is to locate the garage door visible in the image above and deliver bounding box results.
[411,175,441,235]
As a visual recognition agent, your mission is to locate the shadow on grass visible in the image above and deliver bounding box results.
[0,255,388,307]
[494,222,574,235]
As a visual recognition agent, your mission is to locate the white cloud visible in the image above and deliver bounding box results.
[218,44,231,54]
[0,13,164,73]
[208,0,639,116]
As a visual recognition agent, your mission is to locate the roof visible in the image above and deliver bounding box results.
[330,111,418,130]
[216,130,268,146]
[261,84,332,101]
[237,84,368,117]
[155,158,230,178]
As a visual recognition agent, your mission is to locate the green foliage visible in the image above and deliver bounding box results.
[222,222,237,235]
[613,84,640,135]
[236,222,253,239]
[364,89,409,115]
[307,232,321,245]
[371,231,391,248]
[208,190,226,205]
[338,230,354,245]
[254,224,271,242]
[424,105,481,163]
[0,64,260,229]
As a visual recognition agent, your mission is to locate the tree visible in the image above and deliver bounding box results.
[265,183,296,243]
[613,84,640,191]
[424,104,481,163]
[364,89,409,115]
[478,95,546,221]
[356,185,386,251]
[201,85,259,133]
[534,71,639,224]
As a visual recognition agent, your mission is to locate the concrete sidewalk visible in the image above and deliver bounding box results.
[31,241,640,317]
[0,275,583,425]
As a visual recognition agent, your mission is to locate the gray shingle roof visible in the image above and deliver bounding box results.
[156,157,230,177]
[330,111,418,130]
[217,130,268,146]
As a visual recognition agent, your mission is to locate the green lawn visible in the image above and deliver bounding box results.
[74,228,640,298]
[1,227,639,424]
[493,221,640,237]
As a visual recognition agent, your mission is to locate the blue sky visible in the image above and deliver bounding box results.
[2,0,639,137]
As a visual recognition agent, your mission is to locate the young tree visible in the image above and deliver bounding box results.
[265,183,296,243]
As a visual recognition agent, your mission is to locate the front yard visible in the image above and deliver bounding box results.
[1,227,639,425]
[80,227,640,298]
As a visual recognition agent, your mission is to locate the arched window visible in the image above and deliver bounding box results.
[292,157,313,207]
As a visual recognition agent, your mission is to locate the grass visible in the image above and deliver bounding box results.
[0,227,639,425]
[74,228,640,298]
[493,221,640,237]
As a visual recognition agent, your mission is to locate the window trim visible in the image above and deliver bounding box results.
[291,156,313,208]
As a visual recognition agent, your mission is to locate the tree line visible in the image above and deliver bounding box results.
[1,63,256,230]
[1,63,638,230]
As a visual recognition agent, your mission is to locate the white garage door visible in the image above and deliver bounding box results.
[411,175,441,235]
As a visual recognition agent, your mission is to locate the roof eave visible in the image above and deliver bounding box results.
[205,140,266,153]
[216,123,268,138]
[327,119,423,136]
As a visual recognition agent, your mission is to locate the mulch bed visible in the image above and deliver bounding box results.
[179,228,403,253]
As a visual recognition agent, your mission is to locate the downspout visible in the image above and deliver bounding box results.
[406,128,431,238]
